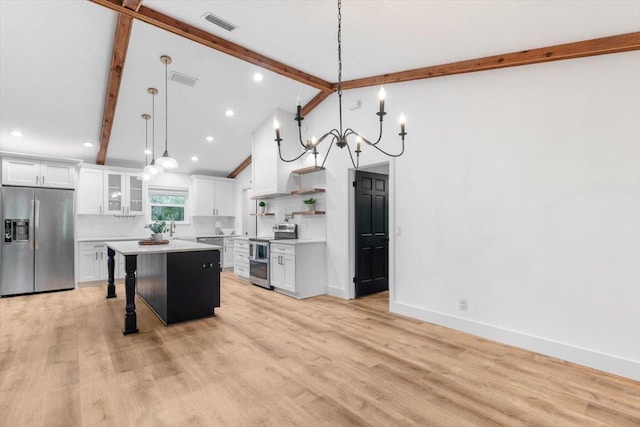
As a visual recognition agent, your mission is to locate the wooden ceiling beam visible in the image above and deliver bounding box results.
[89,0,333,93]
[96,13,133,165]
[336,32,640,91]
[122,0,143,12]
[227,155,253,179]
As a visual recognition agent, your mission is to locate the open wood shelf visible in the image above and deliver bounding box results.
[291,166,325,175]
[290,188,326,195]
[250,213,275,216]
[292,211,325,216]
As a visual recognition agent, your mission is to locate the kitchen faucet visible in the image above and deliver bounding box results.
[169,221,176,237]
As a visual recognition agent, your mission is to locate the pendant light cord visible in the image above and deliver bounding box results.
[165,59,169,152]
[152,91,156,159]
[144,116,149,166]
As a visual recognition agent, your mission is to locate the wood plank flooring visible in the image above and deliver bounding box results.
[1,272,638,426]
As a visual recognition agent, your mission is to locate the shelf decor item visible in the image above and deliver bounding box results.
[303,198,316,211]
[258,201,266,214]
[274,0,407,170]
[145,221,167,241]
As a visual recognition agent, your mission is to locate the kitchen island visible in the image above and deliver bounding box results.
[106,240,221,335]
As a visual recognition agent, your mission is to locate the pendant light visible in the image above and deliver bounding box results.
[143,87,164,177]
[155,55,179,170]
[137,113,152,181]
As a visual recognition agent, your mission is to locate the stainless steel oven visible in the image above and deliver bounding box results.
[249,239,271,289]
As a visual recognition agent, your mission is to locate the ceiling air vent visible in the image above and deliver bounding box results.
[202,12,237,32]
[169,71,198,87]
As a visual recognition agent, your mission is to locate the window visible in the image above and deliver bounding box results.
[148,187,189,222]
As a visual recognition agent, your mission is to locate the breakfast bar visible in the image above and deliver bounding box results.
[106,240,221,335]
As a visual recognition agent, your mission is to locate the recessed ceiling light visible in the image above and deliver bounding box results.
[206,136,214,142]
[83,141,94,147]
[253,72,263,82]
[191,156,199,162]
[10,130,23,137]
[144,149,152,155]
[225,109,234,117]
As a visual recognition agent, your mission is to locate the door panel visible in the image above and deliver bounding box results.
[0,187,34,295]
[34,189,74,292]
[355,171,389,297]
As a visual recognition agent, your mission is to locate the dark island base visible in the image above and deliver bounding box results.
[136,250,221,325]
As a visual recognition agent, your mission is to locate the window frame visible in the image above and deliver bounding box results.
[146,186,190,224]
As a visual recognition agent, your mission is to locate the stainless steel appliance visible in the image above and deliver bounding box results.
[249,238,270,288]
[249,223,298,289]
[0,186,75,296]
[197,237,224,266]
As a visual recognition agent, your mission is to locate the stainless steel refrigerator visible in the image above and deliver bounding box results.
[0,186,74,296]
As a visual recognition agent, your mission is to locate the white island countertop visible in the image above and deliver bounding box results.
[106,239,221,255]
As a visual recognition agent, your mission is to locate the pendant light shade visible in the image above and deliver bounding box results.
[156,55,178,170]
[145,87,164,177]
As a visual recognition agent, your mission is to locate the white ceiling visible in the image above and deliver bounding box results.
[1,0,638,176]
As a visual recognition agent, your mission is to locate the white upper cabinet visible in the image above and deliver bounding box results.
[2,157,76,189]
[77,166,145,216]
[103,171,144,215]
[252,109,299,197]
[77,168,104,214]
[192,176,235,217]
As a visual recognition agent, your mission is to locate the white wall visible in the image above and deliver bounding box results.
[302,51,640,379]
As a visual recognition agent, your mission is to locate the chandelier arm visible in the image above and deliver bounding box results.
[366,139,406,158]
[319,136,339,169]
[277,143,309,163]
[297,121,307,149]
[344,138,359,169]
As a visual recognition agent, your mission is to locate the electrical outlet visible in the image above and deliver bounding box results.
[458,298,468,311]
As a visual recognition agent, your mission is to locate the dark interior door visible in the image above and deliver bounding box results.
[355,171,389,297]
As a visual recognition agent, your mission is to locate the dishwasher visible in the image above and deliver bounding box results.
[196,237,224,267]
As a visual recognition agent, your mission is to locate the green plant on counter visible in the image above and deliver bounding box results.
[258,201,266,207]
[145,221,167,234]
[303,198,316,205]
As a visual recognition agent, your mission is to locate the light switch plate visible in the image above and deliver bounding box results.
[395,226,401,236]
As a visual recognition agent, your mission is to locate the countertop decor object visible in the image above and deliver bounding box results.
[138,239,169,245]
[274,0,407,170]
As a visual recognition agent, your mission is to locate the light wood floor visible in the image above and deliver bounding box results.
[1,272,638,426]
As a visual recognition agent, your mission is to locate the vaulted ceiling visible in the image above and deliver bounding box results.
[1,1,638,177]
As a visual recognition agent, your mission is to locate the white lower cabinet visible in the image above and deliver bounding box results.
[78,243,108,282]
[233,239,249,279]
[78,242,124,284]
[223,237,235,268]
[270,242,326,299]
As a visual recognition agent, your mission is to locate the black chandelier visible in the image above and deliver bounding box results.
[275,0,407,170]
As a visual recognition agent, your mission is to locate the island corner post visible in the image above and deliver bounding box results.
[106,247,139,335]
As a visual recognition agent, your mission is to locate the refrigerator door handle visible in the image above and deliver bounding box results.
[29,199,35,251]
[34,199,40,250]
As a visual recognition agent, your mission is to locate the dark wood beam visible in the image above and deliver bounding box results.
[122,0,143,12]
[301,91,333,117]
[96,13,133,165]
[227,155,252,179]
[89,0,333,93]
[336,32,640,90]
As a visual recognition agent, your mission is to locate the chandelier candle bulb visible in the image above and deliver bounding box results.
[400,113,406,135]
[273,117,281,140]
[378,86,386,115]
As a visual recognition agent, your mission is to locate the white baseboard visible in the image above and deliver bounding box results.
[327,286,349,299]
[391,301,640,381]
